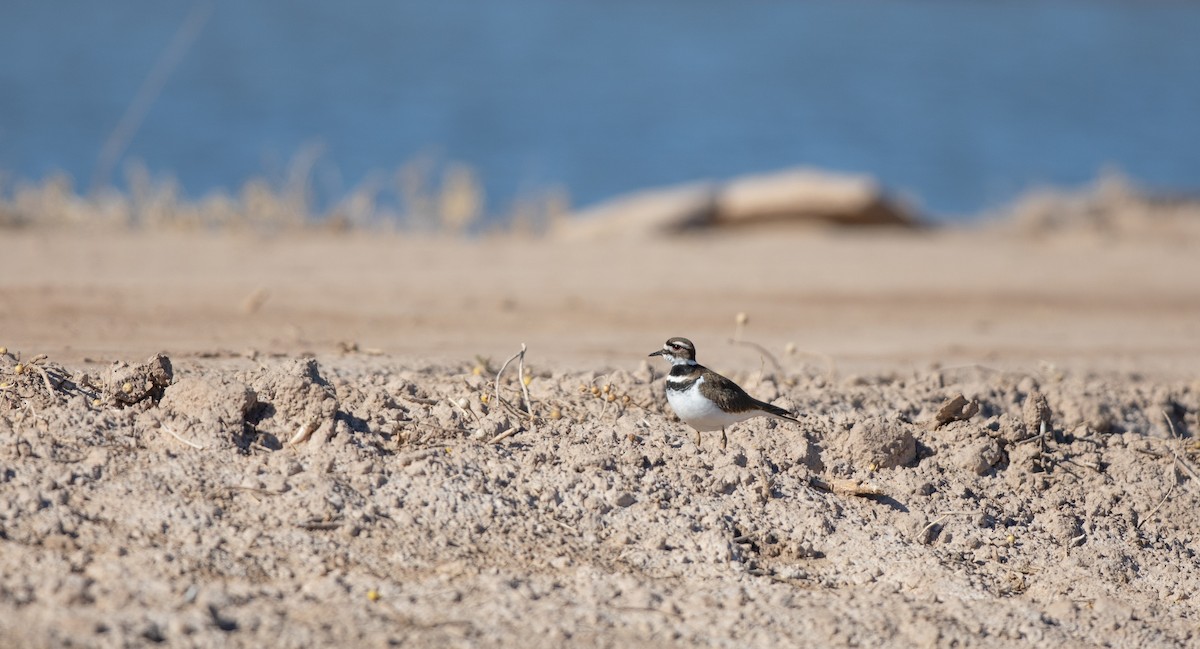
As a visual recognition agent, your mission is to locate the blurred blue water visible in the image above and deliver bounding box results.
[1,0,1198,219]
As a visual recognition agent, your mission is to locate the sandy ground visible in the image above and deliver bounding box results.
[1,224,1199,647]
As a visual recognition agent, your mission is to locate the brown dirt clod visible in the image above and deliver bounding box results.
[106,353,172,405]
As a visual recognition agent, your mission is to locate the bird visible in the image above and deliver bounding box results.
[648,336,798,448]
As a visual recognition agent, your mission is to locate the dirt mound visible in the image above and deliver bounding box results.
[159,376,256,449]
[244,357,339,447]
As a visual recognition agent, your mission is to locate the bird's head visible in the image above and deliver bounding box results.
[648,337,697,364]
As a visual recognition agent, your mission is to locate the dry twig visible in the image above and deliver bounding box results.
[493,344,533,418]
[1161,410,1200,479]
[297,519,342,531]
[450,398,481,426]
[1163,410,1200,482]
[1137,481,1176,530]
[488,344,537,445]
[516,343,533,416]
[808,476,883,497]
[31,364,59,400]
[728,338,784,378]
[918,510,980,543]
[487,426,521,445]
[161,422,205,450]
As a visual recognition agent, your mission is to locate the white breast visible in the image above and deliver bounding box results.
[665,377,755,431]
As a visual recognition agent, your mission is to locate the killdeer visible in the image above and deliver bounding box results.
[649,337,798,448]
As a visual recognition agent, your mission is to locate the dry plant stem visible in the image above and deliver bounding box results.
[487,426,521,445]
[1172,455,1199,483]
[1063,457,1102,473]
[229,485,283,497]
[1137,481,1176,530]
[493,343,535,429]
[32,364,59,400]
[297,519,342,531]
[248,440,273,454]
[792,349,837,381]
[516,343,533,417]
[728,339,784,378]
[808,476,883,497]
[919,510,981,541]
[450,399,481,426]
[497,398,528,423]
[547,517,578,535]
[1162,410,1200,482]
[161,423,205,450]
[1164,409,1180,439]
[493,346,522,414]
[488,347,534,443]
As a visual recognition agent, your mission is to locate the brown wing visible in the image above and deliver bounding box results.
[699,368,797,422]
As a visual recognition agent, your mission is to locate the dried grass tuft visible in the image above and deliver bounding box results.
[0,153,567,236]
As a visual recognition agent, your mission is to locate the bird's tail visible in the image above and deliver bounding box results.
[756,400,799,424]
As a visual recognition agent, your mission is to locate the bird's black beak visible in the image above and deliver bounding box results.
[648,350,664,357]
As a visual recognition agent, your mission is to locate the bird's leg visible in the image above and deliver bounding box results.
[695,429,702,447]
[721,428,728,449]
